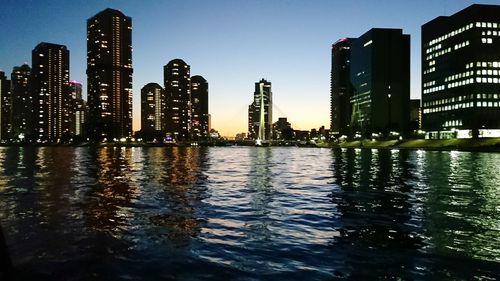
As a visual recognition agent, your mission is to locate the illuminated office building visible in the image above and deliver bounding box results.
[164,59,191,141]
[190,75,209,140]
[422,4,500,138]
[248,79,272,140]
[32,42,70,141]
[87,8,133,140]
[141,82,165,139]
[10,64,33,140]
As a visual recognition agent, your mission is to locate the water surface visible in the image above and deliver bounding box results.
[0,147,498,280]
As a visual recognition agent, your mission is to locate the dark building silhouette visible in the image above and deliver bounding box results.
[164,59,191,141]
[87,8,133,141]
[11,64,33,141]
[410,99,422,131]
[330,38,355,137]
[350,28,410,137]
[0,71,11,141]
[69,81,86,137]
[248,79,272,140]
[190,75,209,140]
[32,42,70,141]
[422,4,500,139]
[272,117,294,140]
[140,82,165,140]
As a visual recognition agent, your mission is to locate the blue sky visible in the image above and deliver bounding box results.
[1,0,498,137]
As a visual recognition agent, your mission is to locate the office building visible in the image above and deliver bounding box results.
[350,28,410,137]
[0,71,11,141]
[10,64,32,140]
[141,82,165,139]
[248,79,272,140]
[32,42,70,141]
[273,117,294,140]
[410,99,422,131]
[190,75,209,140]
[422,4,500,138]
[87,8,133,140]
[330,38,355,137]
[164,59,191,141]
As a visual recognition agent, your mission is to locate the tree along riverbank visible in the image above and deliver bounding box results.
[327,138,500,152]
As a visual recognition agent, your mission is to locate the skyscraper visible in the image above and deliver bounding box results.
[164,59,191,141]
[350,28,410,137]
[141,82,165,140]
[87,8,133,140]
[248,79,272,140]
[32,42,70,141]
[190,75,209,140]
[330,38,355,137]
[10,64,32,140]
[69,81,86,137]
[422,4,500,139]
[0,71,11,141]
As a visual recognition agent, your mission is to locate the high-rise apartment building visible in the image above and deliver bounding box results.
[87,8,133,140]
[422,4,500,138]
[11,64,32,140]
[350,28,410,137]
[330,38,355,137]
[164,59,191,141]
[190,75,209,140]
[248,79,272,140]
[0,71,11,141]
[141,82,165,139]
[69,81,86,137]
[32,42,70,141]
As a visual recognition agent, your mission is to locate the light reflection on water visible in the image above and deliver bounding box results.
[0,146,498,280]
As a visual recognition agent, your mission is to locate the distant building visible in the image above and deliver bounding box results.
[422,4,500,139]
[69,81,86,137]
[11,64,33,140]
[410,99,422,131]
[32,42,70,141]
[0,71,11,141]
[273,117,294,140]
[235,132,246,141]
[350,28,410,137]
[330,38,355,137]
[164,59,191,141]
[248,79,272,140]
[140,82,165,140]
[191,75,209,140]
[87,8,133,140]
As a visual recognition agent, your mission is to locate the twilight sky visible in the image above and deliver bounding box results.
[0,0,498,137]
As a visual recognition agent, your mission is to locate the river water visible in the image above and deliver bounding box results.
[0,147,498,280]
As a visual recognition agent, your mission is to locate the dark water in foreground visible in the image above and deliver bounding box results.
[0,147,498,280]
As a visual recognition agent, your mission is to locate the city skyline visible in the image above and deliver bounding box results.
[1,0,499,137]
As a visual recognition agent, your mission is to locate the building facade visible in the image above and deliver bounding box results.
[164,59,191,141]
[69,81,86,137]
[0,71,11,141]
[350,28,410,137]
[422,4,500,138]
[248,79,272,140]
[190,75,209,140]
[10,64,33,140]
[330,38,355,137]
[141,82,165,140]
[32,42,70,141]
[87,8,133,140]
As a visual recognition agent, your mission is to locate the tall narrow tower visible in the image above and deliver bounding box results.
[164,59,191,141]
[248,79,272,140]
[87,8,133,140]
[11,64,33,140]
[190,75,209,140]
[32,42,70,141]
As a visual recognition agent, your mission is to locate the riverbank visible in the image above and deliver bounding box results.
[333,138,500,152]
